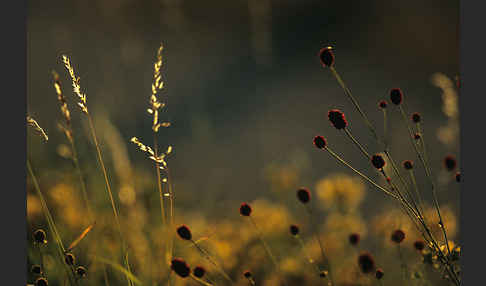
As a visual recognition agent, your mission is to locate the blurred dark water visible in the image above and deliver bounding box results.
[27,0,459,216]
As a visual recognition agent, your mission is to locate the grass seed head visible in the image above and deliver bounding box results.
[390,88,403,105]
[319,46,335,67]
[313,135,327,149]
[297,188,311,204]
[176,225,192,240]
[391,229,405,244]
[171,258,191,278]
[240,203,252,216]
[328,109,347,130]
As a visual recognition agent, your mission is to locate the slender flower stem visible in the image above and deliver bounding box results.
[248,217,288,286]
[190,274,214,286]
[190,240,234,284]
[295,235,321,276]
[343,128,370,159]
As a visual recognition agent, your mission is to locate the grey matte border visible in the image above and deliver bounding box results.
[460,0,485,285]
[1,0,26,284]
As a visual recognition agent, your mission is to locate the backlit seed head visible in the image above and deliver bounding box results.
[455,172,461,182]
[403,160,413,170]
[290,224,300,236]
[375,268,384,280]
[444,155,457,171]
[328,109,347,130]
[31,265,42,275]
[297,188,311,204]
[76,266,87,278]
[34,229,47,244]
[371,154,386,169]
[319,47,335,67]
[65,253,75,266]
[313,136,327,149]
[176,225,192,240]
[35,277,48,286]
[414,240,425,251]
[243,270,252,278]
[378,100,387,109]
[411,112,421,123]
[349,233,360,246]
[390,88,403,105]
[193,266,206,278]
[358,252,375,274]
[391,229,405,244]
[171,258,191,278]
[240,203,252,216]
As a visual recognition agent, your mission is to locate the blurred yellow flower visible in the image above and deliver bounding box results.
[315,174,365,211]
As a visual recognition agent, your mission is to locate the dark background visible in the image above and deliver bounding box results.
[27,0,459,216]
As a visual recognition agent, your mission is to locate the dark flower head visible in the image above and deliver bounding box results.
[349,233,360,246]
[240,203,252,216]
[297,188,311,204]
[328,109,347,130]
[34,229,47,244]
[391,229,405,244]
[414,240,425,251]
[313,136,327,149]
[444,155,457,171]
[243,270,252,278]
[193,266,206,278]
[390,88,403,105]
[375,268,384,280]
[414,133,421,140]
[371,154,386,169]
[403,160,413,170]
[319,47,335,67]
[35,277,48,286]
[455,172,461,182]
[319,270,328,278]
[31,264,42,275]
[64,253,75,265]
[290,224,300,236]
[378,100,387,109]
[76,266,87,278]
[171,258,191,278]
[411,112,421,123]
[358,252,375,274]
[176,225,192,240]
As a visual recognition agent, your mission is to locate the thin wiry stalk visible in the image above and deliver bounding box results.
[382,108,388,149]
[190,274,214,286]
[248,217,288,286]
[398,106,451,256]
[190,240,234,284]
[408,169,426,218]
[294,235,321,277]
[304,206,335,286]
[343,128,370,159]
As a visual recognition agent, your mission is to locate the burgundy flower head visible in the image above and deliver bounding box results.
[378,100,388,109]
[455,172,461,182]
[391,229,405,244]
[358,252,375,274]
[371,154,386,169]
[414,240,425,251]
[313,136,327,149]
[34,229,47,244]
[328,109,347,130]
[319,47,335,67]
[35,277,49,286]
[403,160,413,170]
[411,112,421,123]
[414,133,421,140]
[444,155,457,171]
[193,266,206,278]
[297,188,311,204]
[176,225,192,240]
[171,258,191,278]
[349,233,360,246]
[390,88,403,105]
[240,203,252,216]
[243,271,252,278]
[290,224,300,236]
[375,268,384,280]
